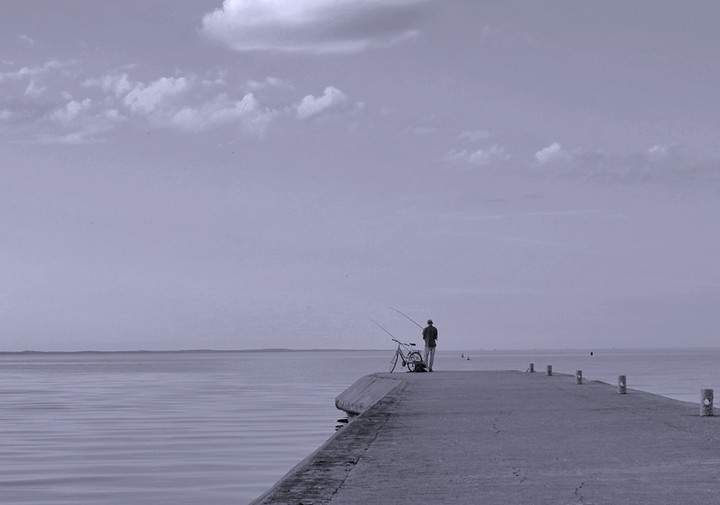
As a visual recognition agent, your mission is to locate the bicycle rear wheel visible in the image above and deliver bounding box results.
[389,352,399,373]
[406,351,424,372]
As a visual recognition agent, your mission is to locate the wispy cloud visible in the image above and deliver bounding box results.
[35,130,105,146]
[0,59,68,83]
[18,34,36,46]
[528,141,720,184]
[445,128,511,167]
[23,80,46,97]
[534,142,573,165]
[172,93,278,136]
[465,209,625,221]
[647,144,671,162]
[444,145,510,166]
[246,76,293,92]
[201,0,429,54]
[48,98,93,125]
[37,97,125,144]
[84,72,133,97]
[458,129,492,142]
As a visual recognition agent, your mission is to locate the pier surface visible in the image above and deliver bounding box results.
[251,371,720,504]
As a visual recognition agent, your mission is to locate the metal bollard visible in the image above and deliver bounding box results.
[546,365,552,376]
[701,389,714,416]
[575,370,582,385]
[529,363,534,373]
[617,375,627,394]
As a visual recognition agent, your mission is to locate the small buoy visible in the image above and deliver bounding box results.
[590,351,594,356]
[461,353,464,358]
[467,356,470,360]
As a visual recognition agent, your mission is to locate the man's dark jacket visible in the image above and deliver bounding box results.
[423,325,438,348]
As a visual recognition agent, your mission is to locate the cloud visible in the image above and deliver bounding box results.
[458,129,492,142]
[76,70,287,137]
[24,80,46,97]
[445,145,510,166]
[123,76,191,115]
[171,93,278,136]
[36,97,126,144]
[18,35,36,46]
[0,59,67,83]
[2,60,358,142]
[201,0,428,54]
[296,86,348,119]
[534,142,573,164]
[48,98,93,124]
[35,131,103,145]
[647,144,670,162]
[83,72,133,97]
[246,76,293,91]
[524,141,720,185]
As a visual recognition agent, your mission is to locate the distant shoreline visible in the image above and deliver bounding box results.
[2,346,719,355]
[0,348,376,355]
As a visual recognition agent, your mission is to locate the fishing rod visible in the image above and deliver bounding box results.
[388,306,424,330]
[370,318,417,348]
[369,318,398,340]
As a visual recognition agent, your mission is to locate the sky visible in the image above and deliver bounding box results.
[2,0,720,351]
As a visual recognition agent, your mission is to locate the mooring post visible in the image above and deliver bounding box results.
[529,363,534,373]
[701,389,714,416]
[546,365,552,376]
[575,370,583,385]
[617,375,627,394]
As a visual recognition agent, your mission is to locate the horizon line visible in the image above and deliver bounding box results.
[2,345,720,355]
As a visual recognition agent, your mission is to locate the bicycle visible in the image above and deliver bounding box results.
[389,337,425,373]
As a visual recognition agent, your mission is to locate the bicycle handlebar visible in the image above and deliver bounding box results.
[392,337,416,347]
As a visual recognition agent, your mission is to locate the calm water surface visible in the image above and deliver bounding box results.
[1,348,718,504]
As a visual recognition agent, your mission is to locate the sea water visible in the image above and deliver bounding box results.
[1,348,718,505]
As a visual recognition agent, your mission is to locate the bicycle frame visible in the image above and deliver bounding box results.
[389,338,424,373]
[371,319,425,373]
[393,338,414,358]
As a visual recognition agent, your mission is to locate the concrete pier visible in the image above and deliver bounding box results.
[251,371,720,504]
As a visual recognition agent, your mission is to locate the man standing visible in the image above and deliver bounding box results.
[422,319,438,372]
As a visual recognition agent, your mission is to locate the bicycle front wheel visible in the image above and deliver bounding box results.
[389,352,399,373]
[406,351,423,372]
